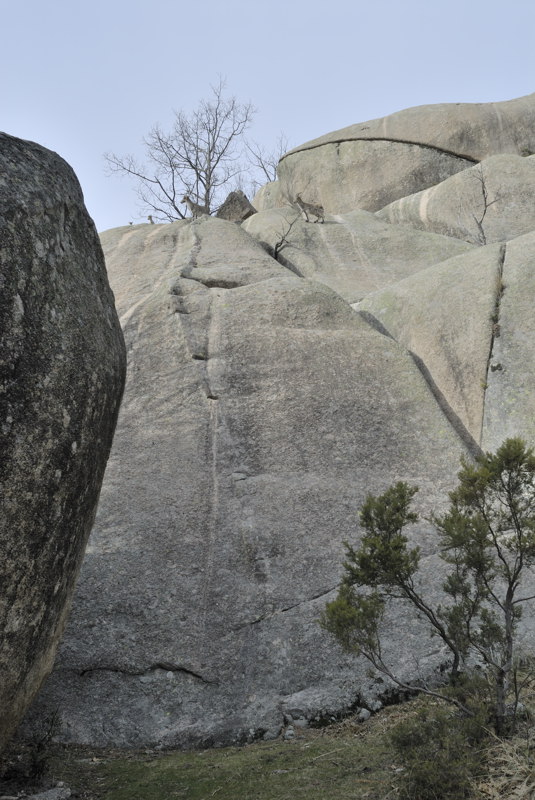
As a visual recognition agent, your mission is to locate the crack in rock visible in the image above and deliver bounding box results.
[280,137,479,165]
[78,662,217,684]
[234,586,338,630]
[480,242,507,441]
[356,309,481,456]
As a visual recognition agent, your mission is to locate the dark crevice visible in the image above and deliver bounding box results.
[280,137,479,165]
[234,586,338,630]
[274,253,304,276]
[480,243,507,440]
[78,662,217,684]
[357,310,396,340]
[410,351,482,459]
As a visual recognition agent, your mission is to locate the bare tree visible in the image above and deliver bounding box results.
[471,164,500,245]
[104,78,256,221]
[244,132,290,196]
[272,212,302,260]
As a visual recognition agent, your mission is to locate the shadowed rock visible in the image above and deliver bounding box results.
[0,133,126,752]
[216,190,256,223]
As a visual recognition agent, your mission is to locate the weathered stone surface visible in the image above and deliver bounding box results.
[252,181,285,211]
[243,206,472,301]
[27,217,470,748]
[376,154,535,244]
[358,244,505,444]
[277,93,535,214]
[286,93,535,160]
[482,231,535,450]
[278,141,474,214]
[24,92,535,751]
[0,134,126,752]
[215,190,256,223]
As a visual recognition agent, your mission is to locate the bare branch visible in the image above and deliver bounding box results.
[103,78,256,220]
[471,164,500,245]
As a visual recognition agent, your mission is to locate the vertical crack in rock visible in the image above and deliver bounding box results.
[480,243,506,443]
[200,290,222,635]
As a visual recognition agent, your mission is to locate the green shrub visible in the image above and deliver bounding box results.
[391,704,487,799]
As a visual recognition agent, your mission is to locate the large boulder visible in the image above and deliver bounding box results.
[27,217,471,747]
[252,181,286,211]
[277,93,535,213]
[0,134,126,752]
[215,190,256,223]
[376,154,535,244]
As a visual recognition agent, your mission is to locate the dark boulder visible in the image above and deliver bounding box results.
[0,133,126,752]
[216,190,256,222]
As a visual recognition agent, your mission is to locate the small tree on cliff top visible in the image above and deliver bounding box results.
[320,437,535,734]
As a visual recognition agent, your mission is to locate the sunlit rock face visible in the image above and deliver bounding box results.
[0,133,126,753]
[275,93,535,213]
[26,92,535,747]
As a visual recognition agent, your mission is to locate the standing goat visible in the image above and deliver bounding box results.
[294,194,325,223]
[181,195,209,219]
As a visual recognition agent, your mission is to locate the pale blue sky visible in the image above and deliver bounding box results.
[4,0,535,232]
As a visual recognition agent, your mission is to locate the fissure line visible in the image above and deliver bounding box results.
[480,243,507,443]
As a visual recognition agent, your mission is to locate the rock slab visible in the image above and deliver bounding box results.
[277,93,535,214]
[0,133,126,752]
[26,218,470,748]
[23,92,535,750]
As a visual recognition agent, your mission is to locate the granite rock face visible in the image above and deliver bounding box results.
[358,244,504,443]
[276,93,535,214]
[376,154,535,244]
[242,206,472,302]
[0,134,126,751]
[28,218,471,747]
[480,230,535,451]
[27,92,535,747]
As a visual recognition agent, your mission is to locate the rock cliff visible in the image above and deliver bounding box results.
[26,92,535,747]
[0,134,126,752]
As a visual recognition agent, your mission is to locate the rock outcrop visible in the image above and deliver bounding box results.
[276,93,535,213]
[376,154,535,244]
[216,190,256,223]
[242,206,472,302]
[26,92,535,748]
[358,244,504,443]
[25,218,473,747]
[0,134,126,752]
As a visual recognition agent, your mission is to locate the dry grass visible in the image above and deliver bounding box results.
[474,672,535,799]
[475,731,535,799]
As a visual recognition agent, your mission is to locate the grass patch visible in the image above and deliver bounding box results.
[39,704,419,800]
[5,692,533,800]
